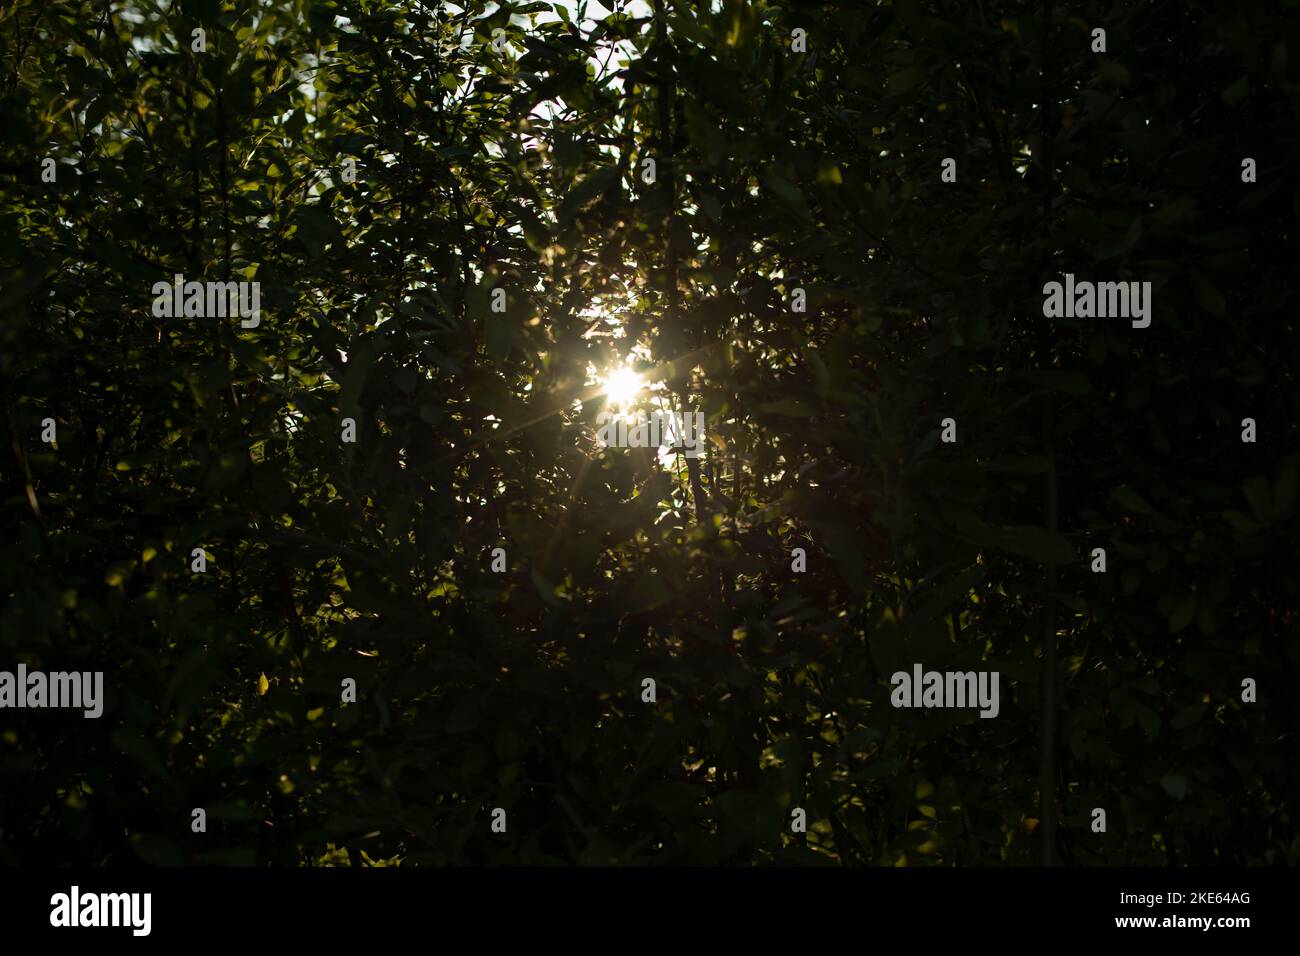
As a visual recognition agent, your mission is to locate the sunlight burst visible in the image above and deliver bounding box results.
[601,366,645,410]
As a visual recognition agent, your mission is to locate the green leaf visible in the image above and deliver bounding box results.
[1097,60,1131,86]
[486,306,514,360]
[1136,704,1160,738]
[557,166,618,222]
[1122,565,1142,595]
[1168,592,1196,633]
[758,397,814,416]
[1243,475,1273,522]
[1190,271,1226,317]
[1161,774,1188,800]
[695,187,722,221]
[887,66,926,94]
[1220,75,1249,107]
[763,170,806,210]
[993,526,1076,564]
[1273,459,1298,518]
[980,454,1051,475]
[292,204,339,259]
[111,728,166,777]
[1223,509,1261,534]
[338,339,380,416]
[803,348,829,397]
[531,568,564,606]
[84,95,114,132]
[1112,486,1156,516]
[1016,369,1093,395]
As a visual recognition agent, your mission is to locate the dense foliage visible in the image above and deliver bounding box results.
[2,0,1298,866]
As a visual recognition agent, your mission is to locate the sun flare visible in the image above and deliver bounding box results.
[601,366,645,410]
